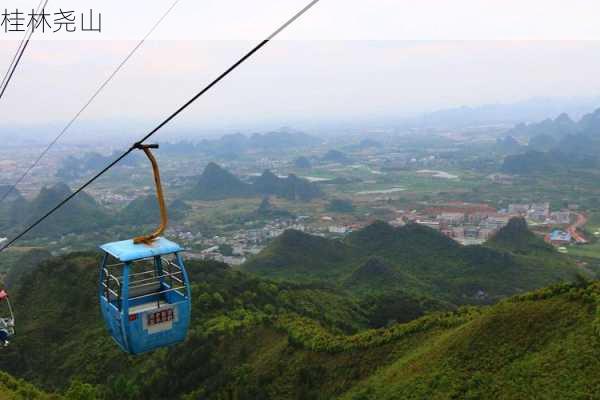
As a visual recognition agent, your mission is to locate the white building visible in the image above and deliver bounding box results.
[328,226,348,234]
[438,212,465,224]
[508,204,529,214]
[222,256,246,266]
[530,202,550,216]
[551,211,571,225]
[416,220,440,230]
[201,246,219,254]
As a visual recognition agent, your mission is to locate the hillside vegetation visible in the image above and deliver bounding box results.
[243,219,585,305]
[0,183,113,238]
[502,108,600,174]
[486,217,555,254]
[0,372,59,400]
[0,249,598,399]
[0,254,369,398]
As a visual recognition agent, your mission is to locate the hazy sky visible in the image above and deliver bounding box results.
[1,1,600,140]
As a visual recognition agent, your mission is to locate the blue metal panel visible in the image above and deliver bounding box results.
[121,263,132,352]
[100,237,183,262]
[125,300,190,354]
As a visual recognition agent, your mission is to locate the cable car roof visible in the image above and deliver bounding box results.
[100,237,183,262]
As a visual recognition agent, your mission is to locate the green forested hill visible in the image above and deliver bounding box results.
[244,220,585,305]
[339,282,600,400]
[185,163,322,202]
[186,162,254,200]
[0,253,371,398]
[118,195,190,224]
[0,249,599,399]
[486,217,555,254]
[0,183,113,238]
[253,170,322,201]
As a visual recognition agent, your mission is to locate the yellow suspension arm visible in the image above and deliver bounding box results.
[133,144,169,245]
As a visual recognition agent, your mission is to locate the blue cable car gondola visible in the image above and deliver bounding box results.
[99,238,191,354]
[99,144,191,354]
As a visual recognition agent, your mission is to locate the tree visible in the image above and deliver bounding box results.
[219,244,234,256]
[65,380,100,400]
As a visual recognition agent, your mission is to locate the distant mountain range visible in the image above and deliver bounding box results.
[506,112,578,141]
[405,96,600,129]
[186,163,322,201]
[161,130,322,157]
[56,151,140,180]
[502,108,600,174]
[322,149,353,164]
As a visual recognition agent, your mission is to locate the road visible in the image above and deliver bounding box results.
[568,212,588,244]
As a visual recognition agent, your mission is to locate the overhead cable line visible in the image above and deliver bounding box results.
[0,0,48,100]
[0,0,182,204]
[0,0,321,252]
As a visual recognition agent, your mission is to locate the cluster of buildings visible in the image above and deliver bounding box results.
[405,203,509,245]
[175,213,370,265]
[507,203,571,225]
[177,218,322,265]
[400,202,573,246]
[167,197,582,265]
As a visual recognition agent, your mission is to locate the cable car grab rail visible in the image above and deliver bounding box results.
[128,286,187,302]
[128,275,183,291]
[107,268,183,285]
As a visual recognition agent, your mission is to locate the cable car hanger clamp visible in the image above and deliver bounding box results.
[132,143,169,245]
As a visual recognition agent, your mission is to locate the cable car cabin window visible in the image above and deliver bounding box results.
[102,254,123,309]
[127,258,162,301]
[101,253,187,312]
[160,253,186,296]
